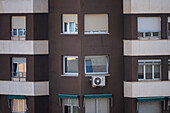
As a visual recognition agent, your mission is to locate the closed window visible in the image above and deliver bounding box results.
[62,99,79,113]
[84,14,108,34]
[138,60,161,80]
[63,56,78,76]
[11,16,26,40]
[11,99,27,113]
[138,17,161,40]
[85,56,109,74]
[85,98,110,113]
[62,14,78,34]
[12,58,26,81]
[168,60,170,80]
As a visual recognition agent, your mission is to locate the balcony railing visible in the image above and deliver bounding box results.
[11,72,26,82]
[138,32,160,40]
[11,29,26,40]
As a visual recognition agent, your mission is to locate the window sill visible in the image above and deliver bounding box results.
[60,33,78,35]
[138,79,161,82]
[61,74,79,77]
[84,32,109,35]
[85,74,110,77]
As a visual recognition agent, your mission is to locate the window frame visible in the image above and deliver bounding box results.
[168,59,170,80]
[138,60,161,81]
[84,55,109,75]
[85,98,110,113]
[11,57,27,81]
[84,14,109,35]
[62,14,78,34]
[62,99,79,113]
[168,17,170,39]
[63,56,79,76]
[11,99,27,113]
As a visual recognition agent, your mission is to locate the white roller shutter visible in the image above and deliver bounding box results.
[138,101,162,113]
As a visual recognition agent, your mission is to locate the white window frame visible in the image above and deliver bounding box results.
[63,56,78,76]
[84,14,109,35]
[168,17,170,39]
[62,99,79,113]
[62,14,78,34]
[85,98,110,113]
[138,60,161,81]
[85,55,109,75]
[11,99,27,113]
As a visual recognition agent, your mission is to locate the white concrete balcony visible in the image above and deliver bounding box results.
[124,0,170,14]
[0,40,48,55]
[0,0,48,13]
[124,40,170,56]
[124,81,170,98]
[0,81,49,96]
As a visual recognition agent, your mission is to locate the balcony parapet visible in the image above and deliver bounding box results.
[124,40,170,56]
[124,0,170,14]
[0,80,49,96]
[124,81,170,98]
[0,40,48,55]
[0,0,48,13]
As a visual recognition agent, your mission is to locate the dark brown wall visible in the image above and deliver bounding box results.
[124,56,170,81]
[124,98,137,113]
[0,14,48,40]
[124,14,170,40]
[48,0,123,113]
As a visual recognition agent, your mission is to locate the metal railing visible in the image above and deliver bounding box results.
[11,72,26,82]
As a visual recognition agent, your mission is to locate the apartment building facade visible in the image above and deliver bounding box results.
[0,0,170,113]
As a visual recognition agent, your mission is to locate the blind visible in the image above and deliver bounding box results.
[138,17,161,32]
[168,17,170,22]
[12,99,26,112]
[12,58,26,63]
[12,16,26,29]
[85,14,108,32]
[63,14,78,23]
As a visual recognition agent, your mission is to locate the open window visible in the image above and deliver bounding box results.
[62,14,78,34]
[63,56,78,76]
[138,60,161,80]
[11,16,26,40]
[138,17,161,40]
[84,14,108,34]
[168,17,170,39]
[12,58,26,81]
[85,56,109,75]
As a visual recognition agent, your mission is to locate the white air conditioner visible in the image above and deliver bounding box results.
[91,76,105,87]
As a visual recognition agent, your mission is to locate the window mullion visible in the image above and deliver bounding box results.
[152,65,154,80]
[144,65,146,80]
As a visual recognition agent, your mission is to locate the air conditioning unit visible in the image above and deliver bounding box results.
[91,76,105,87]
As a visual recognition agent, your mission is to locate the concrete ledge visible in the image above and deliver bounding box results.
[0,40,48,55]
[124,0,170,14]
[124,81,170,98]
[0,0,48,13]
[0,81,49,96]
[124,40,170,56]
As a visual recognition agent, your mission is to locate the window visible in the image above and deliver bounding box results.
[62,14,78,34]
[138,60,161,80]
[11,16,26,40]
[11,99,27,113]
[63,56,78,76]
[62,99,79,113]
[168,17,170,39]
[84,14,108,34]
[12,58,26,81]
[85,56,109,74]
[85,98,110,113]
[168,60,170,80]
[138,17,161,40]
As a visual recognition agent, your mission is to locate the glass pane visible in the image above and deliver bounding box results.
[64,106,71,113]
[12,63,18,77]
[98,99,109,113]
[138,32,143,37]
[65,57,78,73]
[64,22,68,32]
[138,65,144,79]
[85,56,108,73]
[12,99,26,112]
[85,99,96,113]
[153,32,159,36]
[145,32,151,37]
[154,65,160,79]
[168,23,170,37]
[18,29,23,36]
[145,65,152,79]
[70,22,75,32]
[13,29,17,36]
[73,106,79,113]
